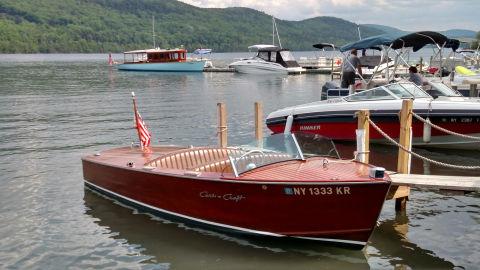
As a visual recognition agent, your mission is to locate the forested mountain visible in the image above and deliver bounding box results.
[0,0,383,53]
[363,24,477,39]
[0,0,477,53]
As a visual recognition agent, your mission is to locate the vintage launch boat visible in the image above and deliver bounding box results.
[229,45,305,74]
[82,94,390,247]
[266,82,480,150]
[117,48,205,72]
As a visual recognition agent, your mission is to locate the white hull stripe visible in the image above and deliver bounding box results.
[85,180,367,246]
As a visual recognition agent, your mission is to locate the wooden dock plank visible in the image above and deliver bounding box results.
[390,173,480,192]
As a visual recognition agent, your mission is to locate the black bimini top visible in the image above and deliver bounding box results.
[390,31,451,51]
[340,31,460,52]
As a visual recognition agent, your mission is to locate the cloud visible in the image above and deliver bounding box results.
[178,0,480,31]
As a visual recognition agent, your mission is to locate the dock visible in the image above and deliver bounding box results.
[390,173,480,193]
[203,67,336,74]
[204,67,235,72]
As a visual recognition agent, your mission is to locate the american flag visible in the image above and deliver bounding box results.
[132,92,151,148]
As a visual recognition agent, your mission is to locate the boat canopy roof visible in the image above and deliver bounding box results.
[313,43,336,50]
[340,31,459,52]
[248,44,282,51]
[123,48,186,54]
[340,34,397,52]
[390,31,454,52]
[193,48,212,54]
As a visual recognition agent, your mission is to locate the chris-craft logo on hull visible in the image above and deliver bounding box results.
[199,191,245,202]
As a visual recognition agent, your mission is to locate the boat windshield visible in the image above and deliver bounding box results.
[344,83,431,102]
[228,133,339,176]
[427,82,463,97]
[385,83,430,98]
[256,51,270,61]
[280,51,295,61]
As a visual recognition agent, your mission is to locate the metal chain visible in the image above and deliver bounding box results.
[367,117,480,170]
[411,112,480,141]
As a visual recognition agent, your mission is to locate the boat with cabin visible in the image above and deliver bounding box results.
[229,45,305,74]
[266,82,480,150]
[117,48,206,72]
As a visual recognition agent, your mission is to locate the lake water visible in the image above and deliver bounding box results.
[0,53,478,269]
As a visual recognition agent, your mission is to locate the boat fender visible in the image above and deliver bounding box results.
[369,167,385,179]
[284,115,294,134]
[423,117,431,143]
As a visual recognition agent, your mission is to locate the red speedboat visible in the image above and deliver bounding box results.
[82,132,390,248]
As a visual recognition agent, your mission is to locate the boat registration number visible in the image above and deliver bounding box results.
[284,187,350,196]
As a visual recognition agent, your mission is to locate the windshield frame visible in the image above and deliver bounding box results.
[228,133,338,177]
[343,82,432,102]
[428,81,463,97]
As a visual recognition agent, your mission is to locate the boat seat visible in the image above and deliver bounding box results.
[195,153,292,174]
[146,148,293,174]
[146,147,243,172]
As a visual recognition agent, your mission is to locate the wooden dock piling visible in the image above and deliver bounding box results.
[217,103,227,147]
[390,99,413,211]
[254,102,263,142]
[356,110,370,164]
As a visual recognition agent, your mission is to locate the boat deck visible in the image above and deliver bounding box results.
[84,146,389,184]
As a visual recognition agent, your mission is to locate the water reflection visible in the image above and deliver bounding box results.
[369,211,456,269]
[84,188,369,269]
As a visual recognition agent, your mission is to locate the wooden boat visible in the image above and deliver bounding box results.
[82,132,390,248]
[117,48,205,72]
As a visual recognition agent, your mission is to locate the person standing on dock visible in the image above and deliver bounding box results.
[341,49,362,94]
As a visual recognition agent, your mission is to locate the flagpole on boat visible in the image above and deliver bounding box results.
[152,16,156,48]
[131,92,142,148]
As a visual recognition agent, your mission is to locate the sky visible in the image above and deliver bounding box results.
[178,0,479,32]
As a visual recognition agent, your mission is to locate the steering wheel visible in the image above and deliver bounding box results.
[234,149,266,168]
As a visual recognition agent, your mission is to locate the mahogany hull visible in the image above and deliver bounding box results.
[82,158,390,247]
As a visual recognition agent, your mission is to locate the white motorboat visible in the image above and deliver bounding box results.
[266,82,480,150]
[229,45,305,74]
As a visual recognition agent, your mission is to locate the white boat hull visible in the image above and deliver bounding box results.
[230,60,288,74]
